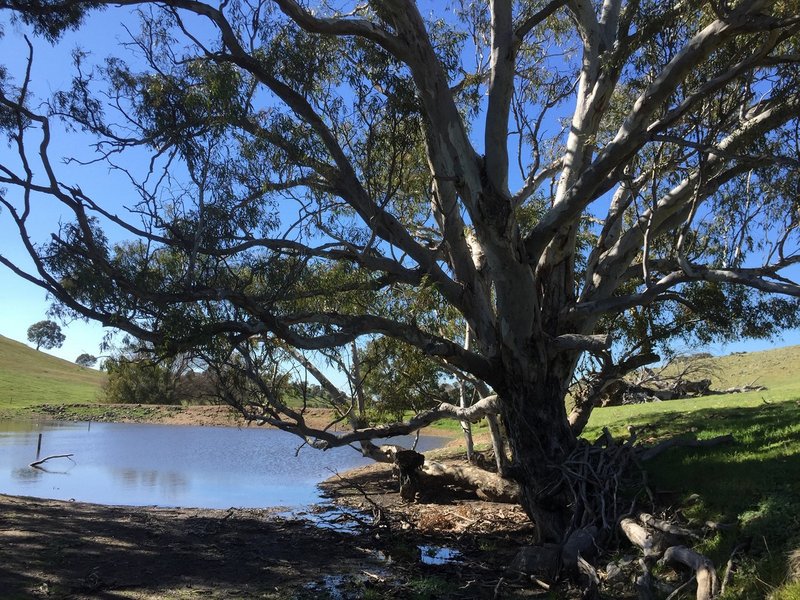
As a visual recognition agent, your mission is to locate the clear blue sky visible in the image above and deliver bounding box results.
[1,6,799,365]
[0,8,135,362]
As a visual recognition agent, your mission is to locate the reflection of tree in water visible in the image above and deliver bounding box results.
[12,467,42,482]
[114,469,188,499]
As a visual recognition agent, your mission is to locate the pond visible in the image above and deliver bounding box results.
[0,420,447,509]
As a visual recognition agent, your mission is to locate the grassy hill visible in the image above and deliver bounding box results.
[0,334,105,407]
[585,345,800,600]
[673,344,800,390]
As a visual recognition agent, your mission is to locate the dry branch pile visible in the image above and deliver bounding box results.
[505,429,737,598]
[602,368,767,406]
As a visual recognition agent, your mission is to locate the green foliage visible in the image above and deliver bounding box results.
[10,0,99,42]
[101,343,225,406]
[360,337,448,421]
[771,582,800,600]
[75,353,97,367]
[103,354,183,405]
[26,320,65,351]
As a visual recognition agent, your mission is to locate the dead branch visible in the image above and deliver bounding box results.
[660,545,719,600]
[639,434,735,462]
[720,542,749,596]
[30,454,74,468]
[664,575,697,600]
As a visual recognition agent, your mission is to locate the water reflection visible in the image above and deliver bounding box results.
[12,466,44,481]
[0,419,447,509]
[114,468,188,500]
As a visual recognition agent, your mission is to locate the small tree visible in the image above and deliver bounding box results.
[75,353,97,368]
[26,320,65,351]
[104,354,183,405]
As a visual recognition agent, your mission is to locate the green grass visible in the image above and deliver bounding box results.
[583,345,800,599]
[772,583,800,600]
[0,334,105,408]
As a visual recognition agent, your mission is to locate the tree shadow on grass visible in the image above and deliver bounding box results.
[638,400,800,557]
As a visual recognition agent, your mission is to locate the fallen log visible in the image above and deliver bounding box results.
[661,545,719,600]
[639,434,734,462]
[30,453,74,468]
[717,384,767,394]
[421,460,521,503]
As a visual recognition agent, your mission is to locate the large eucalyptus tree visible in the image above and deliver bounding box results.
[1,0,800,542]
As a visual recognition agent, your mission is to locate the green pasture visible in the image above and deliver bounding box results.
[0,334,105,408]
[583,353,800,599]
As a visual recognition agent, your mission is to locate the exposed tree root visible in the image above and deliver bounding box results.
[619,517,671,558]
[661,545,719,600]
[509,430,736,597]
[619,513,720,600]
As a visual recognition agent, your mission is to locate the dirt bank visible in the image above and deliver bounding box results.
[13,403,341,431]
[0,494,378,599]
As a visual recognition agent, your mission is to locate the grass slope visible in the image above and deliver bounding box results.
[585,345,800,599]
[677,344,800,390]
[0,334,105,407]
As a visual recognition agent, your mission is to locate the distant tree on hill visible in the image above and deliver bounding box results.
[75,353,97,368]
[26,320,65,351]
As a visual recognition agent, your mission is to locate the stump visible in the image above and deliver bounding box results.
[394,450,424,501]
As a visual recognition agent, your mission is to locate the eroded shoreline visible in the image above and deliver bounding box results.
[5,402,340,430]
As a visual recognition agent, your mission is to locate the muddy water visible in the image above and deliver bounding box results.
[0,420,446,508]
